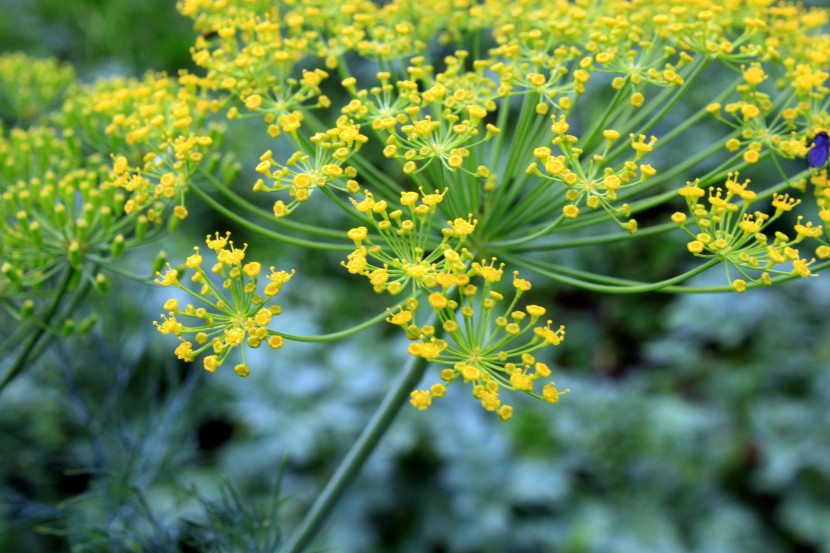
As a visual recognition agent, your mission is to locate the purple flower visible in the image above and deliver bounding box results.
[807,131,829,169]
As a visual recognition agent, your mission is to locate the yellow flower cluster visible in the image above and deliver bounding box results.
[342,63,500,177]
[526,124,652,232]
[165,0,830,418]
[673,172,819,291]
[389,267,567,420]
[61,71,224,222]
[178,0,830,248]
[343,188,479,296]
[253,115,368,216]
[0,53,75,124]
[154,231,294,376]
[705,63,816,165]
[184,0,337,129]
[812,171,830,249]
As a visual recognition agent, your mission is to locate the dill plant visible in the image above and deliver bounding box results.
[1,0,829,551]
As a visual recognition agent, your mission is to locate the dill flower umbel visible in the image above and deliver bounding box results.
[0,125,133,310]
[342,188,477,296]
[61,70,226,223]
[389,265,568,420]
[674,172,817,291]
[165,0,830,419]
[154,231,294,376]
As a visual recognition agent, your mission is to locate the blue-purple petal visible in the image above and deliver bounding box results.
[807,131,829,168]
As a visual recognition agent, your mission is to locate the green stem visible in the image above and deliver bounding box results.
[278,353,431,553]
[85,255,155,282]
[580,76,630,153]
[509,221,676,252]
[198,170,346,239]
[631,59,709,136]
[505,253,721,293]
[548,258,830,293]
[273,303,400,342]
[0,268,75,394]
[501,92,540,184]
[488,212,567,249]
[190,184,352,251]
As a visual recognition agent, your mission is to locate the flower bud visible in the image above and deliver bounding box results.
[94,273,110,294]
[77,314,99,334]
[20,299,34,319]
[151,251,168,276]
[68,240,82,268]
[111,234,126,259]
[135,215,148,240]
[61,318,76,336]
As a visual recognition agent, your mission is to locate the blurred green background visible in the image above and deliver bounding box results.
[1,1,830,552]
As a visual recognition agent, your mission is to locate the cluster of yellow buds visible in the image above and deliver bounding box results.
[0,53,75,124]
[0,125,81,186]
[61,71,225,222]
[389,266,567,420]
[0,124,125,311]
[253,116,368,217]
[154,231,294,377]
[343,188,479,296]
[673,172,820,292]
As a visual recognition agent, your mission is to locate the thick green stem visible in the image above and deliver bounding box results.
[278,352,431,553]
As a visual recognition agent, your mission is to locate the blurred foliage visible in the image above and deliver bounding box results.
[1,1,830,553]
[0,0,193,76]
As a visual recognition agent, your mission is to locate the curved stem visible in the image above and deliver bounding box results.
[0,268,75,395]
[508,221,676,252]
[273,302,401,342]
[198,169,346,239]
[278,352,432,553]
[512,256,830,293]
[86,255,155,282]
[190,184,352,251]
[505,253,721,294]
